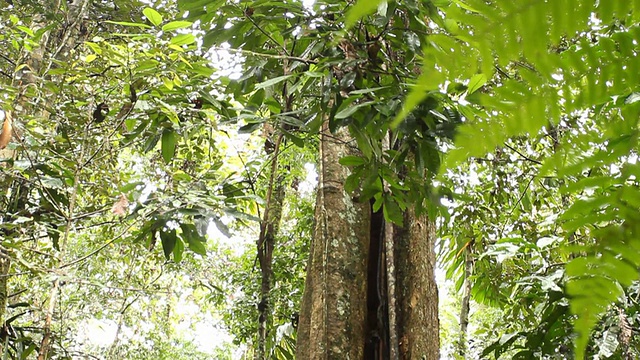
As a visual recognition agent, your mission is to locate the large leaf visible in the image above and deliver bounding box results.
[160,229,177,260]
[143,8,163,27]
[161,129,177,163]
[345,0,386,29]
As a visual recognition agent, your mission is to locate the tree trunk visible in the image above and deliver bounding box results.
[256,134,287,360]
[35,2,92,358]
[296,122,370,359]
[457,247,472,357]
[395,207,440,359]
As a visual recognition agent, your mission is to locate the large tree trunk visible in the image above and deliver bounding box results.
[297,123,441,358]
[296,122,370,359]
[395,207,440,359]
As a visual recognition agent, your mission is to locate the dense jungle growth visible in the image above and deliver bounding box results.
[0,0,640,359]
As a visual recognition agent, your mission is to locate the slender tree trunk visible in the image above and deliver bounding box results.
[296,121,370,359]
[36,3,92,357]
[256,134,287,360]
[395,207,440,359]
[458,247,472,357]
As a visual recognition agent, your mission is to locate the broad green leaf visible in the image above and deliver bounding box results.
[339,156,366,166]
[187,237,207,255]
[84,42,102,54]
[344,172,362,194]
[467,74,487,94]
[162,21,193,31]
[16,25,34,36]
[161,129,177,163]
[282,130,305,148]
[163,77,174,90]
[335,101,375,119]
[143,8,163,26]
[345,0,386,29]
[255,75,294,90]
[172,237,184,263]
[383,194,404,225]
[392,69,443,128]
[160,229,177,260]
[170,33,196,45]
[105,20,152,29]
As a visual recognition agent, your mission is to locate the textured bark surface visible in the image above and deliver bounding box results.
[296,123,370,359]
[395,207,440,360]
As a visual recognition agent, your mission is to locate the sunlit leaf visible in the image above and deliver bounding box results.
[345,0,386,29]
[170,33,196,45]
[143,8,163,27]
[162,20,193,31]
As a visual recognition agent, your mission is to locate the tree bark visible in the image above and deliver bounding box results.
[296,122,370,359]
[458,247,472,357]
[395,207,440,359]
[256,134,287,360]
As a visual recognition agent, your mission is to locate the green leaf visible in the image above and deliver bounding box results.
[143,8,163,26]
[335,101,375,119]
[16,25,34,36]
[339,156,366,166]
[345,0,386,29]
[247,89,265,108]
[160,229,177,260]
[161,129,177,163]
[187,236,207,255]
[170,33,196,45]
[162,20,193,31]
[382,194,404,225]
[344,171,362,194]
[282,130,305,148]
[104,20,152,29]
[212,217,231,238]
[255,75,294,90]
[392,71,443,128]
[172,237,184,263]
[467,74,487,94]
[348,86,388,95]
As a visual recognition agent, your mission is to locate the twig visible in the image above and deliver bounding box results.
[508,175,535,216]
[210,47,317,64]
[504,143,542,165]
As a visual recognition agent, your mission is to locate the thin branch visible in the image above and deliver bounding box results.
[508,175,535,216]
[503,143,542,165]
[211,47,316,64]
[242,12,290,56]
[0,53,15,66]
[59,221,137,269]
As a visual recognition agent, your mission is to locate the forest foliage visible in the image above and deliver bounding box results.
[0,0,639,359]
